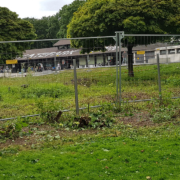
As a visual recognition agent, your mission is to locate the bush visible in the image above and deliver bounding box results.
[10,84,73,99]
[36,100,63,123]
[0,122,27,140]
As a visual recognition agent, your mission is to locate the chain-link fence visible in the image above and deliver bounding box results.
[1,33,180,120]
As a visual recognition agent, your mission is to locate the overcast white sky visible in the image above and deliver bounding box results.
[1,0,74,19]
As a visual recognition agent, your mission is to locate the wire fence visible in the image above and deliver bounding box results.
[1,33,180,121]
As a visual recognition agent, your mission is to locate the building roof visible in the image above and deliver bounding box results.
[17,47,58,60]
[53,40,71,47]
[17,43,169,61]
[17,46,123,61]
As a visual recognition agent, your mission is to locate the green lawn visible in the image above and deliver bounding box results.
[1,64,180,179]
[1,128,180,180]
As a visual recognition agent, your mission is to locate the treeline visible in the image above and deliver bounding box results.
[23,0,86,49]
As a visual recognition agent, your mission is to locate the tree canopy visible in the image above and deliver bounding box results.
[23,16,60,49]
[56,0,85,38]
[23,0,85,41]
[67,0,180,76]
[23,0,85,48]
[0,7,36,64]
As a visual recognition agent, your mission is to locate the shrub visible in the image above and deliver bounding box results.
[36,100,63,123]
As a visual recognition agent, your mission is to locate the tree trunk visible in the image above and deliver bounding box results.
[127,45,134,77]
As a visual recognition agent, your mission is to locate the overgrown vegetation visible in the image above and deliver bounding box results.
[0,64,180,179]
[1,63,180,119]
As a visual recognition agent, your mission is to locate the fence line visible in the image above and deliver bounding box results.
[2,96,180,121]
[1,33,180,121]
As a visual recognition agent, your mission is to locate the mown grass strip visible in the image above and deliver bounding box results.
[0,134,180,180]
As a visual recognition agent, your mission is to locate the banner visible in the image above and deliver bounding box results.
[6,60,18,64]
[137,51,145,55]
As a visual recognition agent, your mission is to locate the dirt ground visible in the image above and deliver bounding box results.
[0,111,161,150]
[117,111,158,127]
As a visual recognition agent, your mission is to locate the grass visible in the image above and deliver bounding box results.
[1,63,180,179]
[1,63,180,119]
[0,97,180,179]
[0,125,180,180]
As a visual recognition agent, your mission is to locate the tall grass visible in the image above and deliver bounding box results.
[1,63,180,118]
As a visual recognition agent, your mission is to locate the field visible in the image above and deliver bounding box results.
[1,128,180,180]
[0,63,180,119]
[1,63,180,179]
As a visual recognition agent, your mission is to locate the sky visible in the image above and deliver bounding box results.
[0,0,74,19]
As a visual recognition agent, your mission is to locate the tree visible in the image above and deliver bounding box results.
[56,0,85,38]
[23,17,51,49]
[24,14,60,48]
[0,7,37,64]
[47,14,60,39]
[67,0,180,77]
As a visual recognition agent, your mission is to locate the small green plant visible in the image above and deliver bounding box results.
[62,111,115,129]
[151,108,175,123]
[0,121,28,140]
[37,100,63,123]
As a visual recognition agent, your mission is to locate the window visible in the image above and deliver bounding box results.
[58,45,71,50]
[160,50,166,55]
[168,49,175,54]
[177,48,180,53]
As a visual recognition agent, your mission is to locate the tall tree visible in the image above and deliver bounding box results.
[56,0,85,38]
[0,7,37,64]
[47,14,60,39]
[67,0,180,77]
[24,14,60,48]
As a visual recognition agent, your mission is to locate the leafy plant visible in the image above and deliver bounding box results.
[151,108,175,123]
[61,111,115,130]
[36,100,63,123]
[0,121,28,140]
[19,84,73,99]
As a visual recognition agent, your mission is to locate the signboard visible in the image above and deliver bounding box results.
[137,51,145,55]
[156,49,160,51]
[6,60,18,64]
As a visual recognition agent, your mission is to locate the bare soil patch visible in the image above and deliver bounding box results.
[0,125,98,149]
[116,111,159,127]
[121,92,157,100]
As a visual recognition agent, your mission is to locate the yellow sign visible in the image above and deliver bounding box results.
[6,60,18,64]
[137,58,139,60]
[137,51,145,55]
[156,49,160,51]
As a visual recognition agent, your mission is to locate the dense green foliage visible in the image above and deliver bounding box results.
[67,0,180,76]
[68,0,180,43]
[1,63,180,119]
[24,0,85,40]
[0,7,37,63]
[57,0,85,38]
[23,15,60,48]
[23,0,85,49]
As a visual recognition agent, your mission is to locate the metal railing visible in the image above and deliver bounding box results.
[1,32,180,121]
